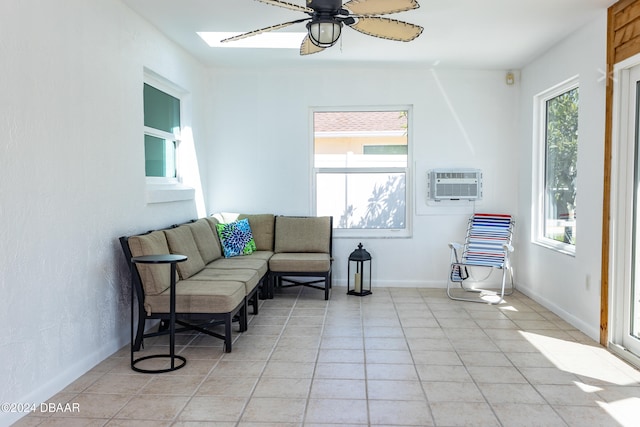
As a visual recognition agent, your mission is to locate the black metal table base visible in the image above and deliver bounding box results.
[347,289,372,297]
[131,354,186,374]
[130,254,188,374]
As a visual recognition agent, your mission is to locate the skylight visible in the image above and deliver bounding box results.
[197,32,307,49]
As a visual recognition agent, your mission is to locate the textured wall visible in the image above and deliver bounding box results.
[516,15,607,340]
[206,66,520,288]
[0,1,610,425]
[0,1,208,425]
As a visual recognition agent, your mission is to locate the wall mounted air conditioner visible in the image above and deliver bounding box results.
[428,169,482,201]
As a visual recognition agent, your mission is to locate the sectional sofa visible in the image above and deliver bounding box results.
[119,214,332,353]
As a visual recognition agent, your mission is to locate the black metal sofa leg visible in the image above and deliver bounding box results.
[324,273,330,300]
[133,314,146,351]
[268,274,275,299]
[224,313,233,353]
[251,289,259,315]
[239,302,248,333]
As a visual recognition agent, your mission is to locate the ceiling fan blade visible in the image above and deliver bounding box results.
[256,0,313,13]
[300,35,326,55]
[343,0,419,16]
[349,17,423,42]
[221,18,309,43]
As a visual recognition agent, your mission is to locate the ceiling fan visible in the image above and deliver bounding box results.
[221,0,424,55]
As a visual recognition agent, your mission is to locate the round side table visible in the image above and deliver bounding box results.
[130,254,187,373]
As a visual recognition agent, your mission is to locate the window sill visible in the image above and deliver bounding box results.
[532,239,576,257]
[333,228,412,239]
[146,182,195,204]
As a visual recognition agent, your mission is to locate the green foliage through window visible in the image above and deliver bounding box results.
[544,87,578,245]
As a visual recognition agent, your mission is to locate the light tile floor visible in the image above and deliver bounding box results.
[14,286,640,426]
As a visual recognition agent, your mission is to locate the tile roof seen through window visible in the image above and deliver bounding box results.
[314,111,407,133]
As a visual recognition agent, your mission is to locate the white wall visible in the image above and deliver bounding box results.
[207,66,520,287]
[516,14,607,340]
[0,1,609,423]
[0,1,209,425]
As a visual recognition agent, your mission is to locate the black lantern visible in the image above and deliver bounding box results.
[347,243,372,296]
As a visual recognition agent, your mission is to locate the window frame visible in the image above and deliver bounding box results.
[532,76,579,255]
[311,106,413,239]
[143,70,194,204]
[143,73,182,183]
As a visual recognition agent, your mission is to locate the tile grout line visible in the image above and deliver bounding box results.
[160,313,243,425]
[232,286,303,425]
[417,292,449,426]
[299,286,331,426]
[359,292,371,427]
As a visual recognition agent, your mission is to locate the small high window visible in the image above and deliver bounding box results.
[143,83,181,178]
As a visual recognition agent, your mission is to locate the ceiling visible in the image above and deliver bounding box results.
[121,0,615,69]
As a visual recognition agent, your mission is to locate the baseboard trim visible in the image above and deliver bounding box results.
[516,283,600,341]
[2,337,128,426]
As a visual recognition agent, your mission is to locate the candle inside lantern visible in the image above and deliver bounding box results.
[347,242,372,297]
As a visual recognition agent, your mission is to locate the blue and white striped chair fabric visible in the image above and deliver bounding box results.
[447,213,515,303]
[463,214,513,267]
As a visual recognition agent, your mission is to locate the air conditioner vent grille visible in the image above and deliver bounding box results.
[428,169,482,201]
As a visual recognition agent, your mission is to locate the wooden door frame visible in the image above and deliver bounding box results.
[602,0,640,346]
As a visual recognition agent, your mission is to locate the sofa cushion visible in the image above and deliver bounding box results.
[206,256,269,277]
[164,225,206,280]
[269,253,331,272]
[191,268,260,295]
[127,231,174,296]
[144,280,245,315]
[235,250,273,261]
[216,219,257,258]
[274,216,331,254]
[205,216,220,235]
[189,218,223,263]
[238,214,275,251]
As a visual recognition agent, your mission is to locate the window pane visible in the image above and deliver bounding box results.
[314,110,409,233]
[316,172,406,229]
[363,145,408,155]
[144,135,176,178]
[143,83,180,134]
[544,87,578,244]
[314,111,408,168]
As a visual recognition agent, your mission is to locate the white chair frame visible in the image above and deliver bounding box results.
[446,214,515,304]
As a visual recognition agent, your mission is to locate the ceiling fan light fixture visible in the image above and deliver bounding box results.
[307,19,342,48]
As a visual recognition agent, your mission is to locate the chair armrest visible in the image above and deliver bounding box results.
[449,242,463,251]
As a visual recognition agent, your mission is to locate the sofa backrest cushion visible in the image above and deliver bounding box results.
[189,218,222,263]
[164,225,206,279]
[127,230,174,296]
[238,213,275,251]
[205,216,223,242]
[274,216,332,254]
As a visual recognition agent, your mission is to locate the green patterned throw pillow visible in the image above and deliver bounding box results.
[216,218,256,258]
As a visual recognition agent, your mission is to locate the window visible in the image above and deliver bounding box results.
[533,78,579,254]
[313,108,411,238]
[142,71,194,204]
[143,82,180,178]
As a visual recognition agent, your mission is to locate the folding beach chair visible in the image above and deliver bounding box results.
[447,213,515,304]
